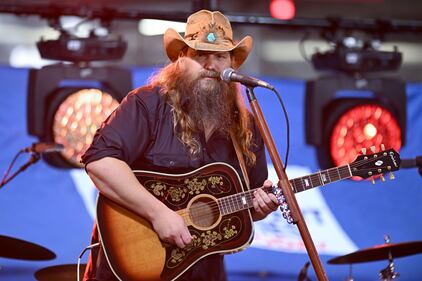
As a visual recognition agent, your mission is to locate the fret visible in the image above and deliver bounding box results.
[225,197,232,214]
[342,165,352,178]
[228,195,235,213]
[328,168,339,182]
[325,169,332,182]
[290,179,299,193]
[220,198,228,215]
[310,173,322,188]
[217,201,223,215]
[234,194,241,211]
[218,191,254,215]
[346,164,353,177]
[293,178,304,192]
[219,164,355,214]
[335,167,341,180]
[302,176,313,190]
[239,194,248,209]
[318,171,328,185]
[317,171,325,185]
[319,170,330,184]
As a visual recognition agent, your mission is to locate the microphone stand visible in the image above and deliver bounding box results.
[0,153,40,188]
[245,87,328,281]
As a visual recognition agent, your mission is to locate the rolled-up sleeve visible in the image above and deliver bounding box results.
[81,91,152,166]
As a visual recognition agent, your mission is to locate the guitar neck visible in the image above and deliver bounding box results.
[217,164,352,215]
[290,164,352,193]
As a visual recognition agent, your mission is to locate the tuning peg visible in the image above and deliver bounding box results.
[371,177,376,185]
[381,143,386,151]
[361,148,367,155]
[380,174,385,182]
[389,172,395,180]
[370,146,376,153]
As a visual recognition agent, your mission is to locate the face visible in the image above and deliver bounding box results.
[186,48,232,73]
[185,48,232,94]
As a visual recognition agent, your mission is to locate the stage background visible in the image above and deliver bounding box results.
[0,65,421,281]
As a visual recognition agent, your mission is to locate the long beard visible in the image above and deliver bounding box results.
[187,70,236,134]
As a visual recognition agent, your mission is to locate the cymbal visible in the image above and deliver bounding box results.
[35,264,86,281]
[0,235,56,260]
[328,240,422,264]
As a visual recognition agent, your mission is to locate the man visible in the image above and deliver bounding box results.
[82,10,279,281]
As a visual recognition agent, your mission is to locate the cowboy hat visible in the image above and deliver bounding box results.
[163,10,253,69]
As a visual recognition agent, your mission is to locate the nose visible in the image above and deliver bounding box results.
[203,54,218,71]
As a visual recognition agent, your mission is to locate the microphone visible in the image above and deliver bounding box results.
[22,142,64,154]
[220,68,274,90]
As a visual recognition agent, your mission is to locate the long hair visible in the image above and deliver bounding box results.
[149,57,257,165]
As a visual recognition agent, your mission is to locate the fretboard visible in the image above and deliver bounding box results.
[290,164,352,193]
[216,164,352,216]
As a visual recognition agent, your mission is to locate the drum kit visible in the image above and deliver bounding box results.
[0,233,421,280]
[327,236,422,281]
[0,234,85,281]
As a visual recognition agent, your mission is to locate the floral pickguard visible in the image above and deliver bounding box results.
[166,216,243,268]
[144,173,232,207]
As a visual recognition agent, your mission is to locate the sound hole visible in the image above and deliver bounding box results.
[189,196,220,228]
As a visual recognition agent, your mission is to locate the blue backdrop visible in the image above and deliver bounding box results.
[0,65,421,281]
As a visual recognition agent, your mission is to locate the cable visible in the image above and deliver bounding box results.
[271,87,291,170]
[77,242,100,281]
[1,150,24,186]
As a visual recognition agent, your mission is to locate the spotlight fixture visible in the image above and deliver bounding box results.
[305,31,406,171]
[37,33,127,62]
[27,64,132,168]
[311,36,402,74]
[305,75,406,170]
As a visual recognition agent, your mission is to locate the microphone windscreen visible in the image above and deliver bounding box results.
[220,68,234,83]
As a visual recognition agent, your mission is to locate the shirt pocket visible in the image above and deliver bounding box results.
[152,153,190,169]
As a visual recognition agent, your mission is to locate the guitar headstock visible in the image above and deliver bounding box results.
[350,145,401,181]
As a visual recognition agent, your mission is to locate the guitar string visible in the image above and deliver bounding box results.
[168,158,390,221]
[175,165,352,219]
[147,154,398,222]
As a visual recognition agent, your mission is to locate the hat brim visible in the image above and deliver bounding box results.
[163,28,253,69]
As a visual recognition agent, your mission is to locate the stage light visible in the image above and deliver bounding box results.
[52,88,119,167]
[305,75,406,170]
[27,64,132,168]
[329,104,402,167]
[269,0,296,20]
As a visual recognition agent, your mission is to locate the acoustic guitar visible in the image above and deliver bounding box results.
[96,148,400,281]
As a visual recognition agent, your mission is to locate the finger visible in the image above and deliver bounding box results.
[181,230,192,245]
[257,189,275,206]
[252,195,263,212]
[268,193,280,206]
[175,236,186,249]
[254,190,272,213]
[263,180,273,187]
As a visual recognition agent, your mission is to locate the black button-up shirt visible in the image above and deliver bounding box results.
[81,85,268,281]
[82,85,268,189]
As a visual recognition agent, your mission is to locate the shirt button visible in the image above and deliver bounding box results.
[169,160,175,166]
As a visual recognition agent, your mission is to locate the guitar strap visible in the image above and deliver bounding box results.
[230,130,251,189]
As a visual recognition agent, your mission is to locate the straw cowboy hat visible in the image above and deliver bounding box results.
[163,10,253,69]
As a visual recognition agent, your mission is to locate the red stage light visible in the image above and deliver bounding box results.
[329,104,402,167]
[270,0,296,20]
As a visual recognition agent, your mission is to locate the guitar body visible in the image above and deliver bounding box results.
[97,162,254,281]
